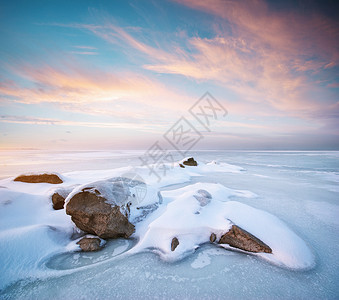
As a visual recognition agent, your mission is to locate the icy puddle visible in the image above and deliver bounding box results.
[45,238,136,270]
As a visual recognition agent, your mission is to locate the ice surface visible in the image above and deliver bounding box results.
[305,201,339,226]
[0,150,338,299]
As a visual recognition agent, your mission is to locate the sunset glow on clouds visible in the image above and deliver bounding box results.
[0,0,338,150]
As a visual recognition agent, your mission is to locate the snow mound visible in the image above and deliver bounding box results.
[0,225,71,289]
[131,183,314,269]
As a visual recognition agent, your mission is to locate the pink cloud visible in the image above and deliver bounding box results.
[70,1,338,121]
[0,59,196,123]
[0,114,163,133]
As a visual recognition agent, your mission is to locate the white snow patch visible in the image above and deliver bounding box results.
[130,183,314,270]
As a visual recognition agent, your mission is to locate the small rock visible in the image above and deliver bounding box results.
[179,164,185,168]
[52,193,65,210]
[171,237,179,251]
[77,237,103,252]
[14,173,63,184]
[219,225,272,253]
[210,233,217,243]
[194,195,211,207]
[51,186,75,210]
[197,189,212,199]
[182,157,198,166]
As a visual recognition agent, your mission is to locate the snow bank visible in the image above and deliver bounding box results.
[0,225,71,289]
[131,183,315,269]
[0,188,74,290]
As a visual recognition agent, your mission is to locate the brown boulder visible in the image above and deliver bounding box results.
[51,186,75,210]
[77,237,102,252]
[182,157,198,166]
[52,193,65,210]
[218,225,272,253]
[171,237,179,251]
[14,173,63,184]
[66,191,135,239]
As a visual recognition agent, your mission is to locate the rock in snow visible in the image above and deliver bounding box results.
[14,173,63,184]
[52,193,66,210]
[66,190,135,239]
[218,225,272,253]
[182,157,198,166]
[171,237,180,251]
[210,233,217,243]
[51,186,75,210]
[77,237,103,252]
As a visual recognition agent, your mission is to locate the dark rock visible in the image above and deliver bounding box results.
[219,225,272,253]
[14,173,63,184]
[171,237,179,251]
[66,191,135,239]
[77,237,102,252]
[210,233,217,243]
[182,157,198,166]
[179,164,185,168]
[52,193,65,210]
[51,186,75,210]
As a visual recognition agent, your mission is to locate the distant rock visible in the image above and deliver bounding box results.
[171,237,179,251]
[14,173,63,184]
[218,225,272,253]
[182,157,198,166]
[66,190,135,239]
[77,237,103,252]
[179,163,185,168]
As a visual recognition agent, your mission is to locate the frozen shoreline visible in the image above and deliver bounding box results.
[0,157,316,290]
[0,151,338,299]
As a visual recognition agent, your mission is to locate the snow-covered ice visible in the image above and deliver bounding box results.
[0,150,338,299]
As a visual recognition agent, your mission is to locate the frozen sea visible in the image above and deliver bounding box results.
[0,150,338,299]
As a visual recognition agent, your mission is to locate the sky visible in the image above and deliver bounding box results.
[0,0,338,150]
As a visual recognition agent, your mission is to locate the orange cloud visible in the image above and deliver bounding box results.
[0,59,195,122]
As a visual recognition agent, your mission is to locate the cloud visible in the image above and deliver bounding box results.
[0,114,163,132]
[71,45,98,55]
[62,1,339,124]
[0,58,195,123]
[70,51,98,55]
[73,45,97,50]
